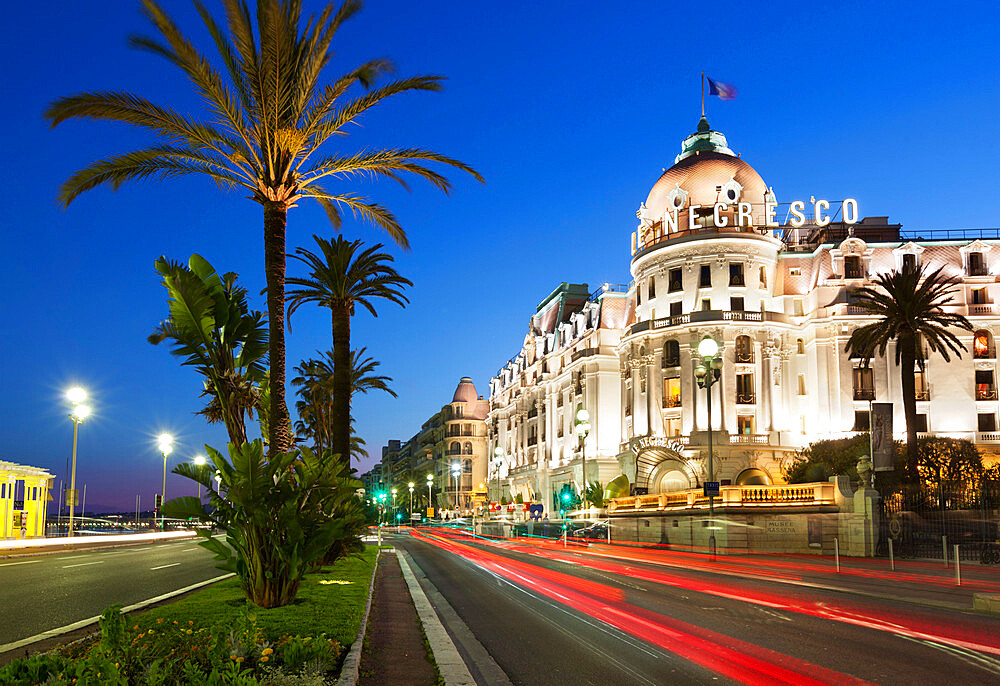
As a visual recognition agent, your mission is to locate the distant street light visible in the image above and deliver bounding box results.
[193,455,207,501]
[694,335,723,559]
[426,473,434,516]
[65,387,90,539]
[492,446,505,519]
[157,434,173,529]
[575,407,591,514]
[451,462,461,514]
[408,482,415,519]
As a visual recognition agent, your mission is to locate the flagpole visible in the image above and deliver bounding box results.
[701,72,705,117]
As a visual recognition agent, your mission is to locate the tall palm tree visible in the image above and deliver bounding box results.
[149,254,267,445]
[45,0,482,454]
[287,235,411,462]
[845,262,972,478]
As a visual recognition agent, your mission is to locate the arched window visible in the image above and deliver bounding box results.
[449,441,460,455]
[735,335,754,363]
[463,442,472,455]
[974,330,994,359]
[662,340,680,368]
[796,338,805,354]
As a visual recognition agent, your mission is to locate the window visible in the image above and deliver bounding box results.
[669,268,682,292]
[735,335,753,362]
[736,373,755,404]
[853,410,871,431]
[730,296,744,311]
[853,367,875,400]
[463,442,473,455]
[974,331,994,358]
[701,298,712,311]
[670,301,682,316]
[914,414,928,433]
[449,441,460,454]
[797,374,807,396]
[800,415,807,434]
[455,406,463,418]
[979,413,997,432]
[914,371,929,401]
[737,415,754,435]
[649,276,656,298]
[796,338,805,354]
[665,417,682,437]
[464,459,472,474]
[969,251,987,276]
[789,267,802,277]
[663,378,681,408]
[793,299,804,316]
[729,263,745,286]
[844,256,863,279]
[902,253,916,271]
[663,340,680,368]
[759,266,767,289]
[972,288,988,305]
[699,265,712,288]
[0,484,4,499]
[976,369,996,400]
[636,285,641,305]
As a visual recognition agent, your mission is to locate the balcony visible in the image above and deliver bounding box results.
[735,393,756,405]
[853,388,876,401]
[662,395,681,409]
[914,389,930,401]
[628,310,790,336]
[527,435,538,446]
[728,433,772,445]
[970,304,994,316]
[977,386,998,401]
[977,431,1000,443]
[734,350,754,363]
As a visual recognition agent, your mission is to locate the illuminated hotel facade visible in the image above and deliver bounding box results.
[487,118,1000,506]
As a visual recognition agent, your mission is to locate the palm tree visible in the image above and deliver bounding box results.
[292,346,396,456]
[287,235,411,462]
[845,263,972,478]
[45,0,482,454]
[149,254,267,445]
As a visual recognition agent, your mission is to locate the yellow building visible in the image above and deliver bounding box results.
[1,460,54,539]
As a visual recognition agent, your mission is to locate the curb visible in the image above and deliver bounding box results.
[973,593,1000,614]
[397,549,476,686]
[336,546,381,686]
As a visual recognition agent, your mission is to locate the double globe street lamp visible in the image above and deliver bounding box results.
[426,473,434,516]
[574,408,591,513]
[408,482,415,520]
[66,387,91,538]
[193,454,207,501]
[157,433,173,529]
[694,335,723,559]
[492,446,505,519]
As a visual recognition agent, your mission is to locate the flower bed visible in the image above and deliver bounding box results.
[0,545,377,685]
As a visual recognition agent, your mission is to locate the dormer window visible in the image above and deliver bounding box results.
[969,252,988,276]
[844,256,863,279]
[902,253,916,271]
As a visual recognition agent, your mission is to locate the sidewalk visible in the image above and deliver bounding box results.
[358,549,438,686]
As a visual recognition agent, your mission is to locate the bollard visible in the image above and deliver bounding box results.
[943,535,949,567]
[563,528,567,548]
[955,544,961,586]
[834,537,840,573]
[889,538,895,571]
[607,522,612,545]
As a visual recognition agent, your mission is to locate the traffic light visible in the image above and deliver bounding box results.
[154,494,163,508]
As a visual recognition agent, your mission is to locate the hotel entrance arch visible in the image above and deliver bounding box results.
[629,436,698,493]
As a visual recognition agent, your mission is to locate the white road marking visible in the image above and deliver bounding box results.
[57,555,89,560]
[150,563,181,570]
[62,561,103,568]
[0,560,39,568]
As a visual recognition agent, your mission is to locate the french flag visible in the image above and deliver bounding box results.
[707,77,738,101]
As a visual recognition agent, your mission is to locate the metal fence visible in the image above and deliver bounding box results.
[878,481,1000,563]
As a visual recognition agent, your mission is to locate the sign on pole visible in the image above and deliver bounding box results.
[871,402,894,471]
[703,481,720,497]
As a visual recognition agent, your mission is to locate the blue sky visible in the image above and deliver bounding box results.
[2,1,999,509]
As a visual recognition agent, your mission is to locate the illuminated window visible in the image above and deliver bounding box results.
[798,374,807,396]
[789,267,802,277]
[737,415,754,435]
[972,288,988,305]
[979,413,997,432]
[735,335,753,362]
[669,268,682,292]
[663,378,681,408]
[976,369,996,400]
[796,338,805,354]
[853,367,875,400]
[914,371,929,401]
[974,331,994,359]
[759,266,767,289]
[701,298,711,311]
[665,417,682,437]
[648,276,656,298]
[699,265,712,288]
[662,340,680,368]
[844,256,863,279]
[736,374,755,404]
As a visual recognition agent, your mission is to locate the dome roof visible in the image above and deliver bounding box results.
[643,117,768,221]
[452,377,479,404]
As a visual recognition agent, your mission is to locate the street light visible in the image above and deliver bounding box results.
[65,388,90,538]
[694,335,723,559]
[426,473,434,517]
[492,446,505,519]
[193,455,207,501]
[391,488,398,531]
[408,482,415,521]
[157,433,173,529]
[575,407,591,515]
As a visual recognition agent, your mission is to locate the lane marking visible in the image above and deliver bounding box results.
[0,573,235,655]
[150,563,181,570]
[0,560,39,568]
[62,561,104,569]
[57,555,89,561]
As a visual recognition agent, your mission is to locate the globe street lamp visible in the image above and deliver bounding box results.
[694,335,723,558]
[157,434,174,529]
[391,488,398,531]
[575,407,591,514]
[492,446,505,519]
[451,461,462,515]
[193,455,207,501]
[426,473,434,517]
[65,388,91,538]
[408,482,415,521]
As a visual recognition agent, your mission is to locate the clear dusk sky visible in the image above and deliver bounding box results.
[3,1,999,510]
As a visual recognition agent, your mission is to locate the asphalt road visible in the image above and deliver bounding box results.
[393,529,1000,686]
[0,538,223,646]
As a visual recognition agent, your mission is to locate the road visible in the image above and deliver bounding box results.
[0,538,223,647]
[392,527,1000,685]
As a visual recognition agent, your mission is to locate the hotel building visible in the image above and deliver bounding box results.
[488,118,1000,509]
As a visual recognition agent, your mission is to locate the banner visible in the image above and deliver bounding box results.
[871,402,894,471]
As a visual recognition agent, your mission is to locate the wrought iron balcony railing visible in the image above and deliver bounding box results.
[853,389,876,401]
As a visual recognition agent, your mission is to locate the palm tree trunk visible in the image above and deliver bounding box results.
[264,203,293,454]
[331,304,352,464]
[899,334,919,480]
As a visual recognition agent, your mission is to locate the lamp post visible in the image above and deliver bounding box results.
[391,488,398,531]
[694,335,723,559]
[426,473,434,518]
[193,455,207,501]
[408,482,415,521]
[157,434,173,530]
[575,407,591,515]
[65,388,90,539]
[451,461,462,515]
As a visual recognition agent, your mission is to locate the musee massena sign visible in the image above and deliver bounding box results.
[629,436,687,454]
